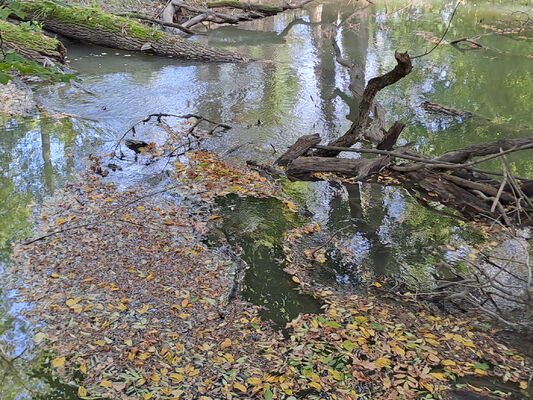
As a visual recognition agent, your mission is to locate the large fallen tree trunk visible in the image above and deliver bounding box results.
[0,19,66,65]
[18,1,248,62]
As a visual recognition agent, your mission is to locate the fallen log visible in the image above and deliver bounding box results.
[163,0,314,30]
[0,19,66,65]
[275,134,321,166]
[18,1,248,62]
[286,156,391,180]
[420,101,475,119]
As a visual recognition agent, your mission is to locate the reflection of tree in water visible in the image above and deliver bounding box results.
[217,195,321,326]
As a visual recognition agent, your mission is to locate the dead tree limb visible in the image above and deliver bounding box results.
[315,51,413,157]
[163,0,314,30]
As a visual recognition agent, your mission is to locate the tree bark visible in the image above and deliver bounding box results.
[163,0,314,30]
[0,19,66,65]
[275,134,321,166]
[315,51,413,157]
[19,1,248,62]
[286,156,391,180]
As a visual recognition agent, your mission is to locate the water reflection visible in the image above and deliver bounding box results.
[1,0,533,396]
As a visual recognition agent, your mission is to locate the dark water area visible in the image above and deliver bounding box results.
[1,0,533,397]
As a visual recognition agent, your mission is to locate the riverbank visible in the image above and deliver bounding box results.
[8,149,533,399]
[0,79,35,116]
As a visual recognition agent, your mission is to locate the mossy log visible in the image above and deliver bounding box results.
[0,19,66,64]
[19,1,248,62]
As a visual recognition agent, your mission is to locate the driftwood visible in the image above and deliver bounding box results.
[315,51,413,157]
[275,134,320,166]
[268,48,533,227]
[163,0,314,31]
[420,101,475,119]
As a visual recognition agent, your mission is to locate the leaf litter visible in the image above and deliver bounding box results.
[8,149,533,399]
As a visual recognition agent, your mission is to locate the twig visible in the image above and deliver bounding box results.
[311,225,351,256]
[412,0,462,59]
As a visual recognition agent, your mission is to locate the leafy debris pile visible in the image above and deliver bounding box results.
[9,152,533,399]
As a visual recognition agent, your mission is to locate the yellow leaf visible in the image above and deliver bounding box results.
[55,217,67,225]
[441,359,456,366]
[428,354,440,363]
[375,357,391,368]
[429,372,447,381]
[247,377,262,386]
[372,281,382,288]
[520,381,528,390]
[233,383,247,392]
[426,338,440,346]
[292,276,300,283]
[105,197,114,202]
[143,393,152,400]
[52,357,65,368]
[78,386,87,397]
[283,200,298,212]
[66,298,82,307]
[136,205,145,211]
[146,273,155,281]
[80,364,87,374]
[220,338,232,350]
[309,382,321,390]
[169,373,184,383]
[392,346,405,356]
[100,380,113,388]
[422,382,434,392]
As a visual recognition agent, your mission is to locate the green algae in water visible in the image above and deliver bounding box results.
[215,195,322,326]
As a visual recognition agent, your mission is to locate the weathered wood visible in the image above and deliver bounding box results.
[442,174,515,204]
[163,0,314,30]
[421,101,475,118]
[0,19,66,65]
[315,51,413,157]
[286,156,391,180]
[436,138,533,164]
[405,170,497,220]
[275,134,321,166]
[19,1,247,62]
[377,121,405,150]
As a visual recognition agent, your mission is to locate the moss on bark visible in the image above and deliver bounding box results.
[20,1,164,41]
[0,19,66,63]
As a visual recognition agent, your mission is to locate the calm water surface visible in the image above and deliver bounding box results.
[1,0,532,397]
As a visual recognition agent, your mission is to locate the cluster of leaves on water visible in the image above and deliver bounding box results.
[280,223,532,399]
[8,148,533,399]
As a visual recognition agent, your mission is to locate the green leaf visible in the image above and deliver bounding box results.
[264,388,273,400]
[370,322,384,331]
[342,340,354,351]
[0,72,11,85]
[473,362,489,370]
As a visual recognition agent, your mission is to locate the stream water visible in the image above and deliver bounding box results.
[1,0,533,397]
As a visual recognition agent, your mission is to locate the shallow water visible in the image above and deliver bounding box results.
[1,0,533,397]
